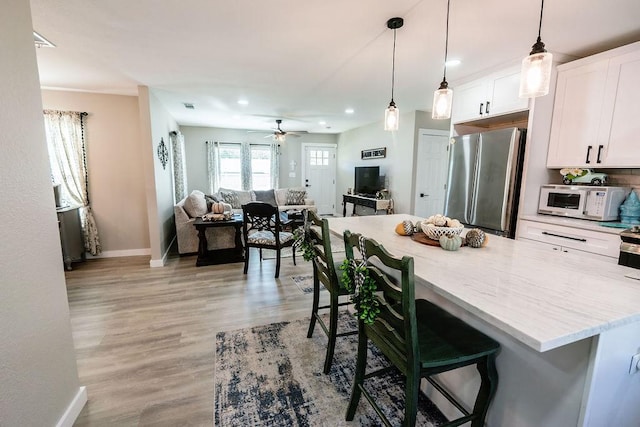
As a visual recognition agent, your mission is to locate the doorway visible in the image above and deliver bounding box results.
[301,144,337,215]
[413,129,450,218]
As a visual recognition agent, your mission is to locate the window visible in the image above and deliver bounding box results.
[309,149,329,166]
[250,145,271,190]
[207,141,279,192]
[218,144,242,189]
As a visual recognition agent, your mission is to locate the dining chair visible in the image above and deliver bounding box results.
[343,230,500,427]
[242,202,295,278]
[305,210,357,374]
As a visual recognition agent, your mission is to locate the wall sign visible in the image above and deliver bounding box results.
[361,147,386,160]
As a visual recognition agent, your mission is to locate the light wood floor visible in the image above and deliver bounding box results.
[67,248,325,426]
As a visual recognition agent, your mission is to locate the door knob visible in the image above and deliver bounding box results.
[420,193,429,198]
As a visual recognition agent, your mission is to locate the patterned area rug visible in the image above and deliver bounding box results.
[291,274,320,294]
[215,313,447,426]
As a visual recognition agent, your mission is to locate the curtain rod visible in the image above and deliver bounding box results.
[43,109,87,116]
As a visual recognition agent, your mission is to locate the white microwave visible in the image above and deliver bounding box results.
[538,185,630,221]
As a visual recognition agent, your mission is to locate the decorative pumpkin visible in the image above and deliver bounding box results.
[465,228,486,248]
[395,220,415,236]
[439,235,463,251]
[211,202,226,214]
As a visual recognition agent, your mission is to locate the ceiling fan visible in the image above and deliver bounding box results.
[252,119,308,141]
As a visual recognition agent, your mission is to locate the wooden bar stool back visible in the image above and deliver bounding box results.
[343,230,500,427]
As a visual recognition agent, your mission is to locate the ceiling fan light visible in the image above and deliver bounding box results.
[274,133,286,142]
[384,102,399,131]
[519,50,553,98]
[432,81,453,120]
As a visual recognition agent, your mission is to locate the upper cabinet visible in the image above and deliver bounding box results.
[547,42,640,168]
[451,66,529,124]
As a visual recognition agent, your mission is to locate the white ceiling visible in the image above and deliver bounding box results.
[30,0,640,135]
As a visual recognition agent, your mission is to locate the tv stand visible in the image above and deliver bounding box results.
[343,194,391,217]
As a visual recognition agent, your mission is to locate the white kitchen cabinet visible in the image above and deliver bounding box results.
[547,42,640,168]
[451,66,529,123]
[517,219,620,259]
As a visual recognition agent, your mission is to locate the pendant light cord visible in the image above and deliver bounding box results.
[537,0,545,40]
[442,0,450,80]
[391,28,397,102]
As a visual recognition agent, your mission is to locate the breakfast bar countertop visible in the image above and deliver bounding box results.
[327,214,640,352]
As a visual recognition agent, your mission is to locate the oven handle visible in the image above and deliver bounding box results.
[542,231,587,242]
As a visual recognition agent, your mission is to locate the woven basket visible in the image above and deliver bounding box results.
[421,224,464,240]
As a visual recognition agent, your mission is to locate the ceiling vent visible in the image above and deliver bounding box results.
[183,103,195,109]
[33,31,55,48]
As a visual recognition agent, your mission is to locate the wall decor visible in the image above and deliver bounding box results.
[157,137,169,169]
[361,147,386,160]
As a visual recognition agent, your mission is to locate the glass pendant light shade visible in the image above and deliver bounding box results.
[384,101,399,131]
[519,0,552,98]
[519,50,553,98]
[432,81,453,120]
[432,0,453,120]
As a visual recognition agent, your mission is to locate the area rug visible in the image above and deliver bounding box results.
[214,313,447,426]
[291,274,319,294]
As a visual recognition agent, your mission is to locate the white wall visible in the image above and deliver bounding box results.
[41,90,150,257]
[139,87,178,266]
[0,0,85,425]
[336,111,449,215]
[179,125,337,194]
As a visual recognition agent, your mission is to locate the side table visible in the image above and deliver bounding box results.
[193,216,244,266]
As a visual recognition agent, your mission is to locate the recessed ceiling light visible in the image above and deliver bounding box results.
[318,121,327,126]
[345,108,355,114]
[445,59,461,67]
[238,99,249,105]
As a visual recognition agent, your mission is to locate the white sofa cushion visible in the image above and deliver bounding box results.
[183,190,208,218]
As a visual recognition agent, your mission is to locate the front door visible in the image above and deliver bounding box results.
[414,129,450,218]
[302,144,336,215]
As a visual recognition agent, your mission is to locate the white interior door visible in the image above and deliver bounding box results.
[302,144,336,215]
[414,130,450,218]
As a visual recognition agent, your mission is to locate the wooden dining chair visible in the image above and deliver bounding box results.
[343,230,500,427]
[242,202,295,278]
[305,210,357,374]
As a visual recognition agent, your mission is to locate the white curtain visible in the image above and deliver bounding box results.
[240,141,252,191]
[206,141,221,194]
[170,131,188,201]
[44,110,102,255]
[270,141,280,189]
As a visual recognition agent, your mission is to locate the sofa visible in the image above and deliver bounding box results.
[174,188,316,255]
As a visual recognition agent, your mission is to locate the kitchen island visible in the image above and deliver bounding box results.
[328,214,640,427]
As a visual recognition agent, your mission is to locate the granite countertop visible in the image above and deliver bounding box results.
[328,214,640,352]
[519,214,628,235]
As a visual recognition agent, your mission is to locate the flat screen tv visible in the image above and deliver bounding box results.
[354,166,381,196]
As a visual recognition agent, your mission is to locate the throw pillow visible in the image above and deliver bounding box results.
[286,189,307,205]
[253,189,277,206]
[219,190,240,209]
[183,191,208,218]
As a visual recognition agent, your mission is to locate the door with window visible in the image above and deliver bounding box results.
[302,144,336,215]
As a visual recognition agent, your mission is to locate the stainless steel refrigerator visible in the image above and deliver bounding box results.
[443,127,526,238]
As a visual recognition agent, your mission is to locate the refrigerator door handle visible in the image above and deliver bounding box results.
[468,139,481,224]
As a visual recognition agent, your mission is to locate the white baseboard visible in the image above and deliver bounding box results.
[56,386,87,427]
[149,236,175,268]
[86,248,151,258]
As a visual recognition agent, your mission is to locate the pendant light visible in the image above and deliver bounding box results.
[384,17,403,131]
[519,0,553,98]
[432,0,453,120]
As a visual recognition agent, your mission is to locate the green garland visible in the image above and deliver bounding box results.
[340,259,380,324]
[293,227,316,262]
